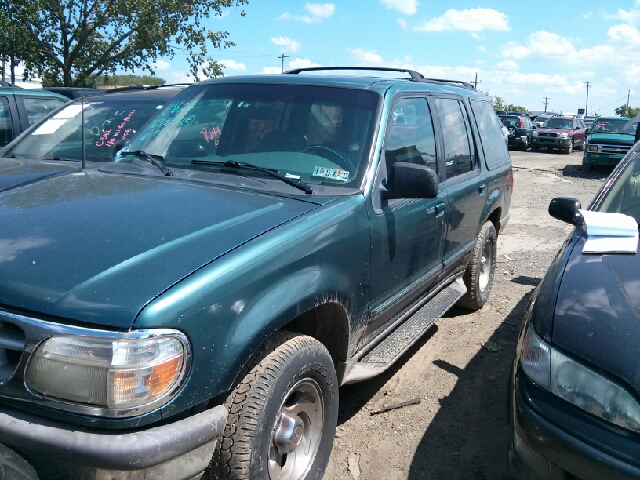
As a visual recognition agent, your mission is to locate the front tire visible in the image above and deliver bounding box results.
[458,221,497,311]
[564,140,574,154]
[210,332,338,480]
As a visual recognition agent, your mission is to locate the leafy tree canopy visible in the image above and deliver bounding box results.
[614,105,640,118]
[100,74,165,87]
[1,0,247,86]
[479,91,530,116]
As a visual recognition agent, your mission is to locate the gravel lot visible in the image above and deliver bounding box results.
[325,149,610,480]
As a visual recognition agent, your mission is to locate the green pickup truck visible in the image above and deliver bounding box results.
[0,68,512,480]
[583,116,638,170]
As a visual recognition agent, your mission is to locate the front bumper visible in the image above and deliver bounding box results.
[583,151,625,166]
[508,135,528,146]
[0,403,227,480]
[532,137,572,149]
[510,371,640,480]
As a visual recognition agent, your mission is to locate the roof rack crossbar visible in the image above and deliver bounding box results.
[284,66,425,80]
[283,67,475,90]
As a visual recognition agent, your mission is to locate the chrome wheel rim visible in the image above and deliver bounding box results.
[268,379,323,480]
[478,239,493,292]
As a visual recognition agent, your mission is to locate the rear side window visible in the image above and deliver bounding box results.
[22,96,66,126]
[434,97,475,179]
[0,97,12,147]
[470,99,510,170]
[385,97,437,173]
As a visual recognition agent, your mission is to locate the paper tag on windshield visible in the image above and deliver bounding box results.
[312,166,349,182]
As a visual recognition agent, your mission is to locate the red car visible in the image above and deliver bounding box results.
[531,116,587,154]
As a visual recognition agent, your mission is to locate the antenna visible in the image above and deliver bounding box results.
[81,96,86,170]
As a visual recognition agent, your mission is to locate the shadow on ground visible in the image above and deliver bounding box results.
[405,292,534,480]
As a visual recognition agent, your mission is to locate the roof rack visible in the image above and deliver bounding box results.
[283,67,475,90]
[102,83,191,94]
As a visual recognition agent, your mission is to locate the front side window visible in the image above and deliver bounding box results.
[434,97,475,179]
[596,151,640,222]
[127,83,380,189]
[6,98,167,162]
[21,97,67,126]
[385,97,437,173]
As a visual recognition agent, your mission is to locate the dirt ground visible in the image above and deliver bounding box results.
[324,149,610,480]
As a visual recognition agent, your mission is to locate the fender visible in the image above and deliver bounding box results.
[134,194,371,419]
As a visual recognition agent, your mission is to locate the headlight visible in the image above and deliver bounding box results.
[533,131,538,137]
[558,133,569,139]
[587,144,599,152]
[25,334,187,413]
[521,325,640,432]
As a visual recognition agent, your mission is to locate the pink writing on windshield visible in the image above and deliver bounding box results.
[201,126,221,144]
[96,110,136,147]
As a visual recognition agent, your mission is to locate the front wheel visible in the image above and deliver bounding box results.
[210,332,338,480]
[564,140,574,154]
[458,221,497,311]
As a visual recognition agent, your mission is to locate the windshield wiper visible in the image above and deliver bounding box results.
[191,160,313,194]
[120,151,173,176]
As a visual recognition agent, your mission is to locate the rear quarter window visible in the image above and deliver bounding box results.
[470,100,510,171]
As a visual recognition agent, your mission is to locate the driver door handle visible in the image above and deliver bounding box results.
[435,202,446,217]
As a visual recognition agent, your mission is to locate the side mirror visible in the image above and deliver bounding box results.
[549,197,582,225]
[532,125,537,129]
[384,162,438,199]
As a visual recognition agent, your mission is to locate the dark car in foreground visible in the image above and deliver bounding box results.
[0,68,512,479]
[510,143,640,479]
[532,116,587,154]
[583,116,638,171]
[0,85,184,193]
[499,113,534,150]
[0,86,68,147]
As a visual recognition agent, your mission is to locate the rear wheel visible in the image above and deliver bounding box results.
[210,332,338,480]
[459,221,497,311]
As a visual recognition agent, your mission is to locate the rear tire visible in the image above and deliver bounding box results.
[459,221,497,311]
[209,332,338,480]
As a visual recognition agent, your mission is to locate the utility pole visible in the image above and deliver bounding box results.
[626,89,631,112]
[278,54,289,74]
[471,72,480,89]
[543,96,551,113]
[583,81,592,117]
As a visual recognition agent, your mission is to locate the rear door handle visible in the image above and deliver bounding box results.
[435,202,446,217]
[478,184,486,196]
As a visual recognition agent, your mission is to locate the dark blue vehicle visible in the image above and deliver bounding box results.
[510,142,640,480]
[0,68,512,479]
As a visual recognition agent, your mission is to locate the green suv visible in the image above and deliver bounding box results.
[0,68,512,480]
[0,86,67,147]
[582,116,638,170]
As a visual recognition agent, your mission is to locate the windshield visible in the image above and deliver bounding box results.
[596,151,640,224]
[125,83,380,188]
[5,97,167,162]
[542,118,574,129]
[589,118,637,135]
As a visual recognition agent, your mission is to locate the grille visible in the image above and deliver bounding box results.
[539,132,558,138]
[0,321,26,383]
[599,144,630,155]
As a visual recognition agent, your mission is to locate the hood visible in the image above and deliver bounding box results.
[0,158,78,192]
[552,234,640,394]
[0,172,320,328]
[587,133,635,146]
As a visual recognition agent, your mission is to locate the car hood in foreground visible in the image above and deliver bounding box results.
[0,172,321,328]
[587,133,635,146]
[553,233,640,394]
[0,158,78,192]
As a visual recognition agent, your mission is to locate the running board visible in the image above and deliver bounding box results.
[342,277,466,384]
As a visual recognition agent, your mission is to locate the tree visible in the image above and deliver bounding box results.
[614,105,640,118]
[101,74,165,87]
[1,0,248,86]
[0,0,39,83]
